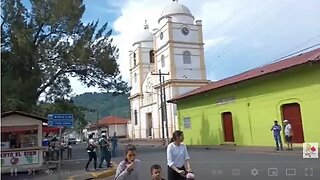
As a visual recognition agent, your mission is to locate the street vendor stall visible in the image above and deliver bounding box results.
[1,111,47,173]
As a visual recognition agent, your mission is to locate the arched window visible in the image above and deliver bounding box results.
[183,51,191,64]
[133,53,137,66]
[161,55,165,67]
[134,73,137,82]
[149,50,155,63]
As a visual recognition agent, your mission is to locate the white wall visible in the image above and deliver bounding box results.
[155,27,169,49]
[127,122,133,139]
[131,97,142,139]
[172,24,198,42]
[108,125,127,137]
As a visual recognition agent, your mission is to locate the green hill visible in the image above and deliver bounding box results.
[72,92,130,123]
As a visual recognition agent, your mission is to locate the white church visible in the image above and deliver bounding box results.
[128,0,209,139]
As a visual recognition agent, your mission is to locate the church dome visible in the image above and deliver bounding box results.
[133,21,153,45]
[158,0,194,23]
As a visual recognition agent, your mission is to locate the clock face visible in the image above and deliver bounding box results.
[181,27,189,35]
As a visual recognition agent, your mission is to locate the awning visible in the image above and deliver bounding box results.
[43,127,60,133]
[1,126,60,133]
[1,126,38,133]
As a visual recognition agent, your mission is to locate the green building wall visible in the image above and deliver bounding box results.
[176,64,320,146]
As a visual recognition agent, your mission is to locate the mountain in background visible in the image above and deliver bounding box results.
[72,92,130,123]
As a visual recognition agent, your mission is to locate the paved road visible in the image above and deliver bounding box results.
[110,146,319,180]
[2,142,320,180]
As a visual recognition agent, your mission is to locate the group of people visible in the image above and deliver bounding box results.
[85,120,293,179]
[114,130,195,180]
[271,119,293,151]
[85,131,118,171]
[42,136,72,161]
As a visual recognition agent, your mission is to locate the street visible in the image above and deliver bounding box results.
[1,142,320,180]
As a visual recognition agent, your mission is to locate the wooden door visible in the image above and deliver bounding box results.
[222,112,235,142]
[282,103,304,143]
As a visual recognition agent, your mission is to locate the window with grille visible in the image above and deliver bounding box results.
[149,50,155,63]
[161,55,165,67]
[133,53,137,66]
[183,117,191,128]
[183,51,191,64]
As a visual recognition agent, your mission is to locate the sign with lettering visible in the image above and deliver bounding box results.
[1,150,39,167]
[216,96,236,105]
[48,114,74,128]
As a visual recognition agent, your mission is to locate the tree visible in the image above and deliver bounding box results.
[1,0,128,112]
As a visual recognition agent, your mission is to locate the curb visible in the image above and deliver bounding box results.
[67,163,117,180]
[187,145,303,156]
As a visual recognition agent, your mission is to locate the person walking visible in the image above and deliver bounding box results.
[167,130,192,180]
[283,120,293,150]
[111,131,118,157]
[98,133,111,168]
[115,144,141,180]
[271,120,283,150]
[85,133,98,171]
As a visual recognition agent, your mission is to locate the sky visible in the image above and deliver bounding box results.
[70,0,320,94]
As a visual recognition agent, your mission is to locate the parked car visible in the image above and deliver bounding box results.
[68,138,77,145]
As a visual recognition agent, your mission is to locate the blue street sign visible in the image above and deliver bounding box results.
[48,114,74,128]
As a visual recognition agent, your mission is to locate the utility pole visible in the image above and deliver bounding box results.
[152,69,169,144]
[162,76,169,143]
[96,107,99,122]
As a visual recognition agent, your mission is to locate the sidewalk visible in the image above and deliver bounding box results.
[119,139,303,156]
[119,138,165,147]
[199,145,302,156]
[29,163,116,180]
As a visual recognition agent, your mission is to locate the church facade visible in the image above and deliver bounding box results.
[128,0,209,139]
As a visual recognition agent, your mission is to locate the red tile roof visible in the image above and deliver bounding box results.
[168,48,320,103]
[97,115,129,126]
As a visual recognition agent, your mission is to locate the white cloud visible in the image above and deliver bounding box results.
[204,36,232,50]
[112,0,310,81]
[71,0,320,94]
[69,76,101,94]
[112,0,165,82]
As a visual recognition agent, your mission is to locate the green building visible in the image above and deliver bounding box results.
[169,48,320,146]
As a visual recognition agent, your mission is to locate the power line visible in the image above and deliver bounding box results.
[272,43,320,62]
[251,43,320,70]
[273,34,320,60]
